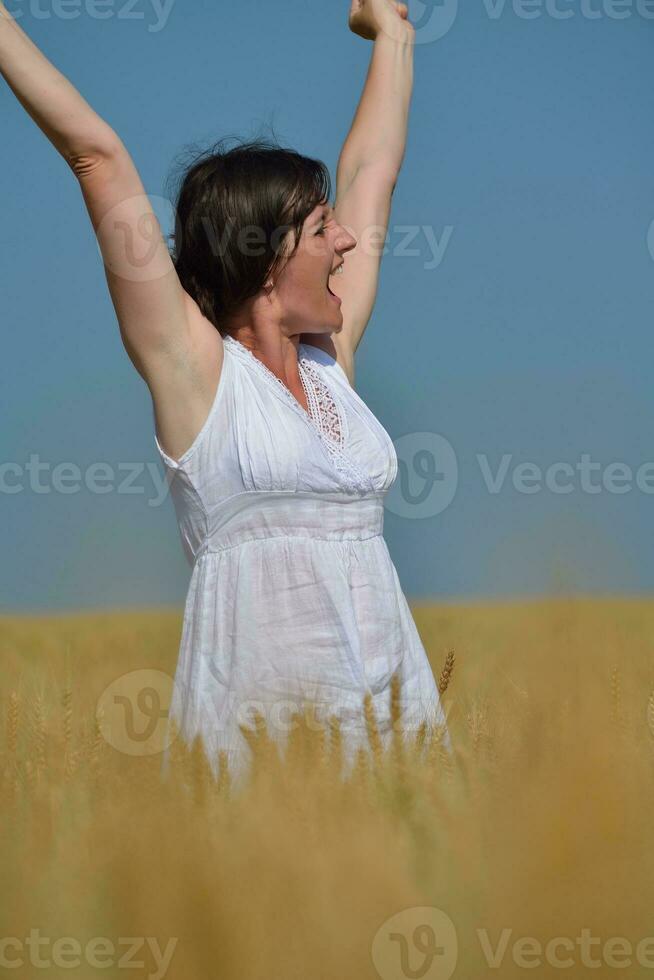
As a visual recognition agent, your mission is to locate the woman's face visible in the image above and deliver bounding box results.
[271,199,357,336]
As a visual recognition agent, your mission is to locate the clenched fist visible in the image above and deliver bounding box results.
[348,0,414,43]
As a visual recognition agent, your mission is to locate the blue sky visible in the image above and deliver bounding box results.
[2,0,654,612]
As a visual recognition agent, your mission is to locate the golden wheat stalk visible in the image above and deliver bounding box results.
[216,749,231,798]
[352,745,370,791]
[84,712,106,796]
[437,650,456,696]
[28,692,47,777]
[239,709,276,785]
[414,720,428,751]
[425,723,444,769]
[609,663,628,738]
[316,713,332,776]
[301,703,328,774]
[363,692,382,767]
[647,691,654,741]
[24,757,37,796]
[390,671,404,750]
[167,717,186,772]
[190,733,213,806]
[238,720,259,755]
[439,737,455,784]
[5,690,19,755]
[61,687,73,751]
[328,714,343,771]
[610,663,621,722]
[407,719,429,770]
[7,757,21,811]
[1,747,20,811]
[64,748,81,783]
[285,704,321,775]
[467,699,488,761]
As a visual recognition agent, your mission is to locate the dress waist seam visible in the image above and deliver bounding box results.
[193,529,384,563]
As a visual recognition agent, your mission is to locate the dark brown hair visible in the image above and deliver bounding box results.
[165,133,332,332]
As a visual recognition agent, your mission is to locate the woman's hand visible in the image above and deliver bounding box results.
[348,0,414,43]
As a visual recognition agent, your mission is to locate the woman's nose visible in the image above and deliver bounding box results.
[336,226,358,253]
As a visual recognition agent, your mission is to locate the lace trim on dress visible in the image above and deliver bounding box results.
[222,335,373,494]
[298,355,346,448]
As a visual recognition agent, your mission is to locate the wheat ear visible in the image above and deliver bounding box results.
[437,650,456,696]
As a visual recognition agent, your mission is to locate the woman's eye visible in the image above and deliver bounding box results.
[316,227,325,236]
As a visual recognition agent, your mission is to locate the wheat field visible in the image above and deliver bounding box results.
[2,595,654,978]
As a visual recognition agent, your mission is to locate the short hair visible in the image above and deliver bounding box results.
[166,131,332,332]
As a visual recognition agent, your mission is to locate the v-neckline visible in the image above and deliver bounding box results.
[222,334,375,494]
[223,335,337,434]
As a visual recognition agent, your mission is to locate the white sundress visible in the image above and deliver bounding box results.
[155,334,451,783]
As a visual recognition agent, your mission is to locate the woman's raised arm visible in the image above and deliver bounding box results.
[0,1,118,166]
[0,3,224,464]
[320,0,415,368]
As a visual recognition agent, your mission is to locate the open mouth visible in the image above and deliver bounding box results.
[326,283,341,304]
[326,267,343,303]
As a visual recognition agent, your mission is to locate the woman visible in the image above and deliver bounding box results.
[0,0,451,780]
